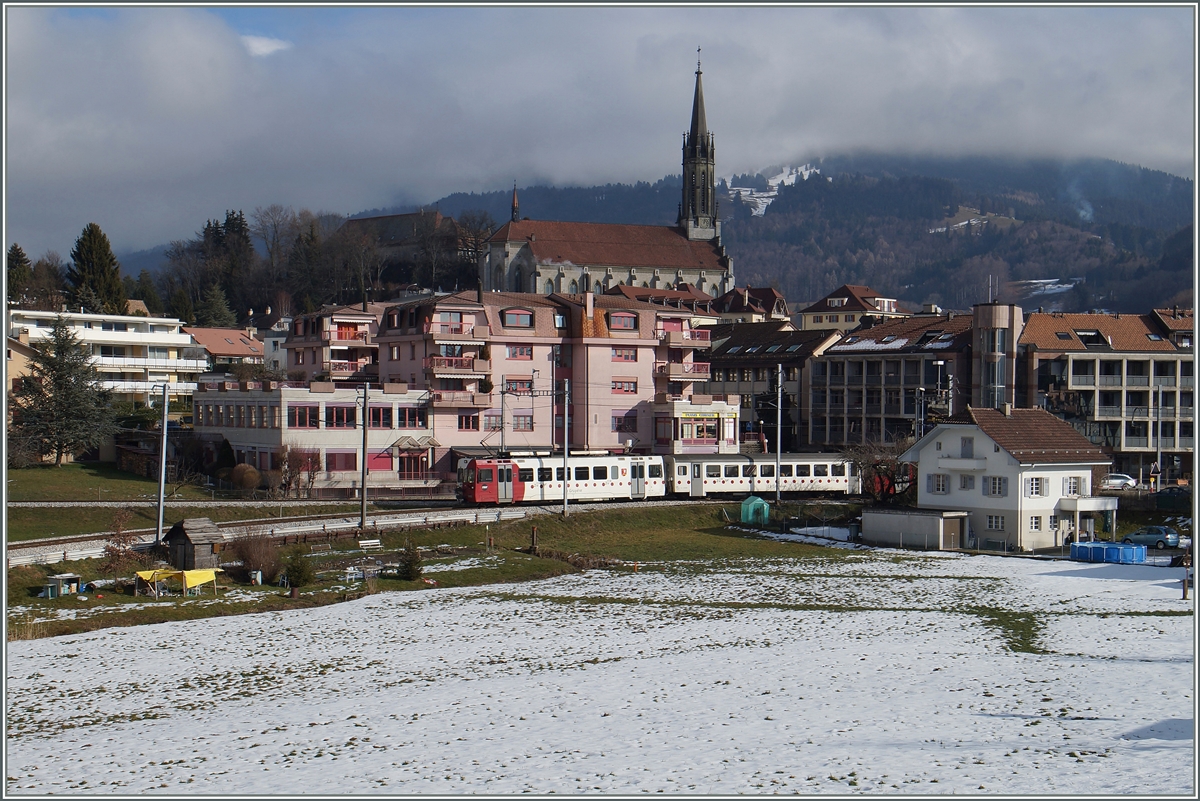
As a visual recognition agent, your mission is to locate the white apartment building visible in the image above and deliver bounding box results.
[7,309,205,404]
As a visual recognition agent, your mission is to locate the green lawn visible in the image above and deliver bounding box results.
[6,462,211,502]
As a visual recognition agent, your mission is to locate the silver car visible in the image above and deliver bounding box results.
[1099,473,1138,491]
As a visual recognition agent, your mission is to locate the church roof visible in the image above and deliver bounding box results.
[690,66,707,141]
[488,219,727,273]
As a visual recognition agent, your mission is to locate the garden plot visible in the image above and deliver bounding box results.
[5,552,1193,795]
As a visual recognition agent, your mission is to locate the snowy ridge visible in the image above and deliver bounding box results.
[725,164,827,216]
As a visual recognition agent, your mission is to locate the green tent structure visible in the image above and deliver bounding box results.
[741,496,770,527]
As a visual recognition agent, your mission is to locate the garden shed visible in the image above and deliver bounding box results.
[741,496,770,526]
[163,518,231,570]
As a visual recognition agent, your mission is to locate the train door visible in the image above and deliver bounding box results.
[497,462,514,504]
[690,462,706,497]
[630,460,646,499]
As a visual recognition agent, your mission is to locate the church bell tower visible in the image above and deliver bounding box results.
[679,52,719,241]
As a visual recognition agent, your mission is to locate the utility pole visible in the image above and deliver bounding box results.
[154,383,169,547]
[500,388,507,453]
[360,382,370,530]
[563,378,570,517]
[775,362,782,503]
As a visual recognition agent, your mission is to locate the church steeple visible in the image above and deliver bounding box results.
[511,182,520,222]
[679,49,719,241]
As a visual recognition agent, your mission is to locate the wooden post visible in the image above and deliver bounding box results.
[531,525,538,551]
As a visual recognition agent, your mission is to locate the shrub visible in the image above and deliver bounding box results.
[230,463,261,490]
[231,534,283,584]
[282,548,317,588]
[398,539,423,581]
[101,507,147,573]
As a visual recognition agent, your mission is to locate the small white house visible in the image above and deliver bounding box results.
[900,405,1116,552]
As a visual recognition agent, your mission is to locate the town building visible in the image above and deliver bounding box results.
[701,322,841,452]
[7,308,205,404]
[710,286,791,323]
[1017,308,1194,483]
[281,301,394,384]
[797,284,912,332]
[480,64,734,297]
[183,327,266,375]
[900,406,1116,552]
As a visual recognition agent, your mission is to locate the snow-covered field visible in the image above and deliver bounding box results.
[5,551,1195,795]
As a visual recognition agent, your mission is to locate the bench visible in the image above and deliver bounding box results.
[358,539,382,552]
[310,543,331,553]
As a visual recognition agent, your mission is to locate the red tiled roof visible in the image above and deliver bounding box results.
[1019,312,1181,352]
[801,284,908,314]
[712,285,788,316]
[184,327,264,358]
[947,407,1110,464]
[604,284,713,303]
[826,313,971,353]
[488,220,727,272]
[1153,307,1194,332]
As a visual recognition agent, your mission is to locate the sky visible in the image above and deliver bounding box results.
[5,547,1194,793]
[4,5,1195,258]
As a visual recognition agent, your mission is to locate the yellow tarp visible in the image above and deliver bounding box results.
[135,568,222,589]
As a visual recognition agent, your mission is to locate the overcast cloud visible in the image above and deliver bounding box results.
[4,5,1194,257]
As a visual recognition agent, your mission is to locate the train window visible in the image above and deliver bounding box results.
[724,466,738,478]
[814,464,829,477]
[593,466,608,480]
[518,468,534,482]
[478,469,494,482]
[556,467,565,481]
[742,465,756,477]
[706,465,721,478]
[537,468,553,482]
[779,465,793,477]
[679,465,689,476]
[760,465,774,477]
[796,465,810,477]
[831,463,846,476]
[649,464,662,478]
[574,466,589,480]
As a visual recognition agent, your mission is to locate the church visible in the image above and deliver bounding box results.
[479,62,736,296]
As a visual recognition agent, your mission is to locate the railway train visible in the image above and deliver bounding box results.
[457,451,860,505]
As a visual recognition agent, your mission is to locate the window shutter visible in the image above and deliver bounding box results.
[982,477,989,496]
[1023,478,1031,497]
[926,474,933,494]
[1062,476,1070,495]
[1001,477,1009,497]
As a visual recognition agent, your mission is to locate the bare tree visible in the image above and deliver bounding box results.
[840,438,916,505]
[457,210,496,264]
[251,204,298,286]
[416,209,451,289]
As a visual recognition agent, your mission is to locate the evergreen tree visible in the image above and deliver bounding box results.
[71,284,105,314]
[9,317,116,466]
[130,269,165,314]
[169,287,195,325]
[7,243,32,303]
[67,223,127,314]
[195,282,237,327]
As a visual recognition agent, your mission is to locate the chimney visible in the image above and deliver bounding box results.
[1003,403,1013,417]
[585,291,594,319]
[477,282,484,303]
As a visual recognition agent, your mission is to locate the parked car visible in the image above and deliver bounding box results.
[1098,473,1138,491]
[1123,525,1181,550]
[1155,485,1193,511]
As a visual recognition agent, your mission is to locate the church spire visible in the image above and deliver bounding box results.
[679,49,719,241]
[511,182,519,222]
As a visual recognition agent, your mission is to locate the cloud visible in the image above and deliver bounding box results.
[241,35,292,57]
[3,6,1194,258]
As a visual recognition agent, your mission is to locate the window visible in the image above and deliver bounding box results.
[1025,477,1047,497]
[483,412,502,431]
[649,464,662,479]
[287,405,319,428]
[1063,476,1082,495]
[811,316,822,324]
[832,463,846,476]
[779,465,793,477]
[326,452,357,472]
[554,313,566,328]
[593,466,608,480]
[1029,516,1042,532]
[845,315,855,323]
[612,347,637,362]
[706,464,721,478]
[512,413,534,431]
[827,315,839,323]
[1049,515,1059,530]
[612,380,637,394]
[959,475,976,490]
[796,464,811,477]
[518,468,534,483]
[609,312,637,330]
[294,350,305,365]
[99,345,126,357]
[396,406,427,428]
[759,465,775,477]
[723,465,738,477]
[502,309,533,328]
[507,345,533,360]
[504,379,533,394]
[325,405,356,428]
[612,413,638,433]
[574,466,589,480]
[985,476,1008,497]
[987,515,1006,531]
[929,473,949,494]
[458,412,480,430]
[100,322,128,332]
[369,406,392,428]
[814,464,828,477]
[477,468,493,483]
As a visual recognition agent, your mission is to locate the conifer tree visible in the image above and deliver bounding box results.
[169,287,195,325]
[131,269,165,315]
[67,223,127,314]
[9,317,116,466]
[195,282,238,327]
[7,243,32,303]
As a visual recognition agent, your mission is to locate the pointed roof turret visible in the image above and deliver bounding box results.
[511,182,519,222]
[689,49,707,141]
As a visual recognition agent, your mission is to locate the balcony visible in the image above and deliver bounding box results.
[1098,375,1123,386]
[429,390,491,407]
[422,356,488,373]
[1126,375,1150,386]
[1070,373,1096,386]
[324,360,374,375]
[1125,405,1150,418]
[323,330,370,343]
[1096,405,1122,418]
[423,321,490,340]
[865,404,882,415]
[811,373,827,385]
[1154,376,1177,386]
[1180,375,1194,387]
[884,403,902,415]
[1179,407,1194,419]
[1125,436,1149,448]
[828,373,846,385]
[884,374,901,385]
[656,328,710,347]
[98,380,198,394]
[1181,436,1195,448]
[654,361,710,379]
[92,356,210,371]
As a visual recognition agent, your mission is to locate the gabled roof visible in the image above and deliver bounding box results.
[932,407,1109,465]
[1153,307,1193,332]
[711,286,788,316]
[801,284,910,315]
[164,518,228,545]
[605,283,713,303]
[706,324,836,363]
[825,313,971,354]
[339,211,458,247]
[1019,311,1181,353]
[488,220,727,273]
[183,327,264,358]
